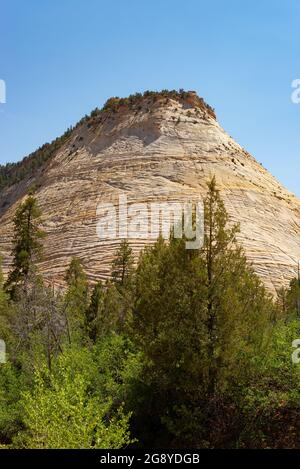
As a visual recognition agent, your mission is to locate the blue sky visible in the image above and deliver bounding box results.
[1,0,300,194]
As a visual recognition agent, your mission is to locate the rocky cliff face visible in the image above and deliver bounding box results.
[0,90,299,293]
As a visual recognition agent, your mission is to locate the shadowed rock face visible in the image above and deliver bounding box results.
[0,91,300,293]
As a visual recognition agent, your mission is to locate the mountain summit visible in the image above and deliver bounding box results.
[0,90,299,292]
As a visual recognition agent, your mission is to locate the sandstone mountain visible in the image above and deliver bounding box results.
[0,90,299,293]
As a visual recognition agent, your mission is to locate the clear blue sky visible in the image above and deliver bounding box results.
[1,0,300,194]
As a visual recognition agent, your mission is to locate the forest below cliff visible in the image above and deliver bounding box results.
[0,178,300,449]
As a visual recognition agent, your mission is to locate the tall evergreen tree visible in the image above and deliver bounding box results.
[5,195,45,297]
[204,175,241,394]
[111,240,134,288]
[284,277,300,319]
[111,240,135,328]
[64,258,89,342]
[84,281,104,342]
[131,177,274,447]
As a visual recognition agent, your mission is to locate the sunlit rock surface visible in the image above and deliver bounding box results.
[0,91,299,293]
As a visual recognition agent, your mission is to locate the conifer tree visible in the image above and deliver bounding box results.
[111,240,135,328]
[84,281,104,342]
[203,177,273,396]
[0,257,12,348]
[111,240,134,288]
[203,175,240,393]
[284,277,300,319]
[131,177,274,447]
[5,195,45,297]
[64,258,89,342]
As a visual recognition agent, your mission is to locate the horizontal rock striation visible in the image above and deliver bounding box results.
[0,90,299,293]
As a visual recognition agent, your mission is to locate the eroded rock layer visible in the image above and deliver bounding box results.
[0,91,299,293]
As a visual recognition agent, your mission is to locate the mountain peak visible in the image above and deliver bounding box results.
[0,90,215,196]
[97,89,216,120]
[0,89,299,293]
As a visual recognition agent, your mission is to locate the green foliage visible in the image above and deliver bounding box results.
[92,333,143,411]
[16,347,133,449]
[237,319,300,448]
[131,177,275,447]
[5,195,45,296]
[0,363,23,444]
[10,271,66,372]
[2,176,300,449]
[110,240,135,331]
[84,281,104,342]
[102,90,216,118]
[111,240,134,288]
[86,280,130,340]
[283,277,300,319]
[64,258,89,341]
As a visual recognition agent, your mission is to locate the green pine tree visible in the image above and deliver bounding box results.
[284,277,300,319]
[131,177,274,447]
[111,240,134,288]
[5,195,45,297]
[84,281,104,342]
[64,258,89,342]
[111,240,135,329]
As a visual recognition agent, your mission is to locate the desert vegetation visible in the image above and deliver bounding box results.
[101,89,216,118]
[0,178,300,448]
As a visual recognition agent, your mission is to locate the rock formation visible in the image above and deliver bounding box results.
[0,90,299,293]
